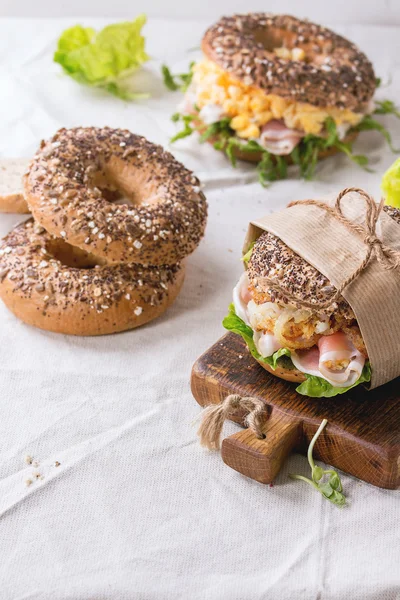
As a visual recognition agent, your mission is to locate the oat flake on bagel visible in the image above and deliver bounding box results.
[24,127,208,266]
[0,220,185,335]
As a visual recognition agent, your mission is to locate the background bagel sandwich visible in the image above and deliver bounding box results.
[223,205,400,397]
[166,13,400,183]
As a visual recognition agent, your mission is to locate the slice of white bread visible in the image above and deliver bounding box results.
[0,158,30,214]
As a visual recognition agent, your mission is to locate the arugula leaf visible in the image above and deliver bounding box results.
[375,77,382,88]
[161,62,195,92]
[54,17,149,100]
[374,99,400,119]
[170,103,398,183]
[170,113,196,142]
[296,363,372,398]
[290,419,346,507]
[355,114,400,153]
[291,117,371,179]
[199,118,233,143]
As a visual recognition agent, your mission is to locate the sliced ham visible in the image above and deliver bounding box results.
[260,120,304,155]
[233,271,251,325]
[232,273,366,384]
[292,332,365,387]
[291,346,321,378]
[254,330,281,358]
[318,332,365,386]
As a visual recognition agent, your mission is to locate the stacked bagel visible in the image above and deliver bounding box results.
[0,127,208,335]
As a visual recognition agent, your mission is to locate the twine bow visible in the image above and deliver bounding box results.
[197,394,268,450]
[262,187,400,312]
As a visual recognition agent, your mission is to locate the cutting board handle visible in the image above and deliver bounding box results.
[221,410,302,484]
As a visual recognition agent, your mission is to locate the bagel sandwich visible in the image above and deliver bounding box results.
[165,13,399,183]
[223,204,400,397]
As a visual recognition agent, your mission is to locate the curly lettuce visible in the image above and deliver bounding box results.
[222,303,291,370]
[296,364,371,398]
[223,303,371,397]
[54,16,149,100]
[382,157,400,208]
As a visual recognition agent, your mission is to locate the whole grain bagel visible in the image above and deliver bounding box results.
[24,127,208,266]
[0,219,185,335]
[247,204,400,320]
[202,14,376,111]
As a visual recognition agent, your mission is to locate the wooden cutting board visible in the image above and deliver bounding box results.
[191,332,400,489]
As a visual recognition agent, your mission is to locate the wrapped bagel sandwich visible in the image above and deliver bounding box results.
[166,13,400,183]
[224,189,400,397]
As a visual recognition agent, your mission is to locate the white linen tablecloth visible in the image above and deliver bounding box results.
[0,17,399,600]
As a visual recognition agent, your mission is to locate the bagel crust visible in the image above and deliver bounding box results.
[202,14,376,111]
[247,205,400,319]
[0,219,185,336]
[24,127,208,266]
[256,358,306,384]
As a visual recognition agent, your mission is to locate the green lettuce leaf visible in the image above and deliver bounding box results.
[54,17,149,100]
[222,303,260,360]
[382,157,400,208]
[222,303,371,397]
[295,363,372,398]
[161,62,195,92]
[222,303,291,370]
[241,242,254,266]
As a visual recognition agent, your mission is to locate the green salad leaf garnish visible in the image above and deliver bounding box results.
[290,419,346,507]
[54,16,149,100]
[296,363,371,398]
[241,242,255,266]
[222,303,291,370]
[170,113,196,142]
[161,62,195,92]
[382,157,400,207]
[374,99,400,118]
[223,304,371,398]
[355,114,400,153]
[170,94,400,183]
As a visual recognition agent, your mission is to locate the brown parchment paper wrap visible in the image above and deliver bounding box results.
[244,191,400,389]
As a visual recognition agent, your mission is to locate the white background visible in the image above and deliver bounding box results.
[1,0,400,24]
[0,5,399,600]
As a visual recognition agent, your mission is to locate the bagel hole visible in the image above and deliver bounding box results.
[98,187,135,207]
[254,28,320,63]
[46,239,105,269]
[105,157,163,207]
[254,28,287,52]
